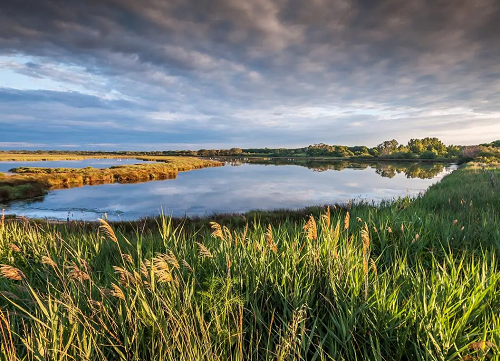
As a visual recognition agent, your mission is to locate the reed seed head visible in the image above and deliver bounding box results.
[163,250,180,269]
[182,259,193,272]
[344,212,350,230]
[42,256,57,269]
[210,222,224,240]
[370,259,377,276]
[196,242,214,258]
[113,266,135,286]
[468,340,496,351]
[9,244,21,253]
[321,206,331,228]
[98,219,118,243]
[0,265,25,281]
[265,224,277,253]
[122,254,133,264]
[152,254,173,283]
[105,283,126,300]
[304,216,317,241]
[68,265,90,282]
[361,223,370,275]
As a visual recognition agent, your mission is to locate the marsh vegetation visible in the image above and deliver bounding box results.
[0,144,499,359]
[0,157,223,202]
[0,164,499,360]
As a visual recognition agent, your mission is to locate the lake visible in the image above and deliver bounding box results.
[0,160,457,221]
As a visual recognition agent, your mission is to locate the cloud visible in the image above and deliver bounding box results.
[0,88,140,109]
[0,142,47,148]
[0,0,499,149]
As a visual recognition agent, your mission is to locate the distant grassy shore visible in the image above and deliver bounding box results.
[0,152,219,163]
[0,153,126,162]
[0,153,217,163]
[0,163,499,360]
[204,154,454,163]
[0,151,452,163]
[0,157,223,203]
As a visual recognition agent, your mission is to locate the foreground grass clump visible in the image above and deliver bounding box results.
[0,165,499,360]
[0,157,223,202]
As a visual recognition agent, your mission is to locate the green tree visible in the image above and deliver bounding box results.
[377,139,399,155]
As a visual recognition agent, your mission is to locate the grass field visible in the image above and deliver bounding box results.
[0,164,499,360]
[0,157,223,203]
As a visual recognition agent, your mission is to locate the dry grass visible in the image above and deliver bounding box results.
[0,157,223,202]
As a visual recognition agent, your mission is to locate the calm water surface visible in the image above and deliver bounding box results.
[1,161,457,221]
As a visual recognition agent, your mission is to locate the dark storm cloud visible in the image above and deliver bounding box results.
[0,0,500,148]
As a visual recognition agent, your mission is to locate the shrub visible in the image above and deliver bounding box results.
[419,151,437,159]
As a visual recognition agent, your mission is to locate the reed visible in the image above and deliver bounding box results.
[0,157,223,202]
[0,164,499,360]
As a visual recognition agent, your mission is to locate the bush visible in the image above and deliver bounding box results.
[419,151,437,159]
[389,152,417,159]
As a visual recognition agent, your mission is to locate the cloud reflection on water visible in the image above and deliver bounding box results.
[2,162,456,221]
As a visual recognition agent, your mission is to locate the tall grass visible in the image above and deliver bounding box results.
[0,157,223,202]
[0,165,499,360]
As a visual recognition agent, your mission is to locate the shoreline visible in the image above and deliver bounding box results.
[1,163,464,227]
[203,155,455,162]
[0,157,223,203]
[0,151,457,163]
[1,162,499,359]
[1,162,458,224]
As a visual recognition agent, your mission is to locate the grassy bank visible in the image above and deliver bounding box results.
[0,152,213,163]
[0,164,499,360]
[0,153,122,162]
[0,157,223,203]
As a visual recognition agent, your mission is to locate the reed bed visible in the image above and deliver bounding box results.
[0,153,174,162]
[0,154,124,162]
[0,157,223,202]
[0,165,499,360]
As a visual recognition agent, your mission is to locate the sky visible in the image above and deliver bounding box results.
[1,0,500,150]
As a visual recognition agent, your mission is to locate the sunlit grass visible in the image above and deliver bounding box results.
[0,157,223,202]
[0,153,122,162]
[0,164,499,360]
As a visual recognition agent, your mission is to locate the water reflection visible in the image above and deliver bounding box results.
[219,158,447,179]
[1,160,456,221]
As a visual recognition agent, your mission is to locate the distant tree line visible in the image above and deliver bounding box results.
[474,140,500,163]
[161,137,462,159]
[241,137,462,160]
[3,137,498,161]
